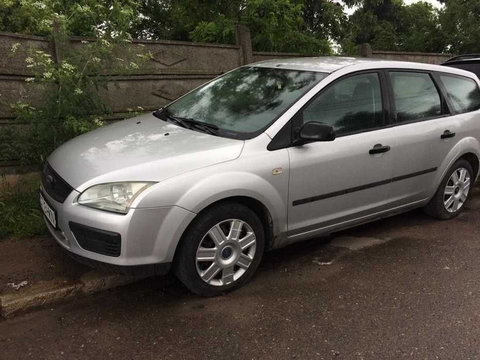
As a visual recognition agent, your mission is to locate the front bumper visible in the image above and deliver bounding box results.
[65,251,172,276]
[40,183,196,271]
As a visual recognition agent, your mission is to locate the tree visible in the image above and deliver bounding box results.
[132,0,333,53]
[297,0,347,42]
[0,0,341,54]
[131,0,244,41]
[190,0,332,54]
[340,0,444,53]
[439,0,480,53]
[340,0,403,52]
[400,2,445,53]
[242,0,331,53]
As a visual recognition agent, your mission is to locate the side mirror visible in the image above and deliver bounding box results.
[295,122,336,145]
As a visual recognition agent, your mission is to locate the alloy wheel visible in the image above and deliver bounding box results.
[443,167,471,213]
[195,219,257,286]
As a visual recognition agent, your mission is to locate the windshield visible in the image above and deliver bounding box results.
[166,66,326,139]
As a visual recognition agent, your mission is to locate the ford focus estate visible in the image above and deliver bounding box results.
[40,57,480,296]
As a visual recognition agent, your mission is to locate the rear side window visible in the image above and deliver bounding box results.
[389,72,443,123]
[301,73,383,136]
[439,74,480,113]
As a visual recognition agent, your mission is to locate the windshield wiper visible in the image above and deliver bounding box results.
[182,119,219,135]
[153,108,219,135]
[153,108,192,130]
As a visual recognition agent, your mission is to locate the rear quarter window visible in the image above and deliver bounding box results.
[439,74,480,114]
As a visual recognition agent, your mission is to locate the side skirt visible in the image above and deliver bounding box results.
[275,198,429,249]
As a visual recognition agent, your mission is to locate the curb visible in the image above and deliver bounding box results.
[0,272,145,318]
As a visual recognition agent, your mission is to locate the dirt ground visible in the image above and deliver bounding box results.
[1,187,480,359]
[0,237,88,294]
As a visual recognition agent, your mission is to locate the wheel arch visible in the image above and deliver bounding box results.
[458,152,480,180]
[173,169,288,243]
[142,167,288,264]
[435,138,480,191]
[172,195,276,267]
[424,150,478,219]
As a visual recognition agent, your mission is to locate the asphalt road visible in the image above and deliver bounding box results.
[2,188,480,360]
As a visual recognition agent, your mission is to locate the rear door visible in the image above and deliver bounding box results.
[386,70,457,205]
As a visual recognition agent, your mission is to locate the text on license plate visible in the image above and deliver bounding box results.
[40,193,57,228]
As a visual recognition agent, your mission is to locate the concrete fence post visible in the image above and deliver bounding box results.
[235,24,253,65]
[359,43,373,58]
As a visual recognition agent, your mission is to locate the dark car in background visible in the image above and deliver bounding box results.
[443,55,480,79]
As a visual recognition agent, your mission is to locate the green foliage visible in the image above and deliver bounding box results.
[0,0,55,35]
[244,0,331,54]
[0,0,139,38]
[340,0,448,54]
[0,176,47,240]
[133,0,243,41]
[134,0,480,54]
[190,0,332,54]
[400,2,445,53]
[438,0,480,54]
[2,0,480,55]
[1,2,151,166]
[301,0,347,43]
[135,0,333,54]
[191,15,236,45]
[6,0,479,55]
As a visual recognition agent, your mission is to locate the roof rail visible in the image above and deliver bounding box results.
[444,54,480,63]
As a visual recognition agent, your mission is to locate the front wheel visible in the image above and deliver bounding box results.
[174,203,265,296]
[424,159,474,219]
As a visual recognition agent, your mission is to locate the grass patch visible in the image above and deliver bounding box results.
[0,174,47,240]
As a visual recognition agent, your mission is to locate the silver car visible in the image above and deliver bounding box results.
[40,57,480,296]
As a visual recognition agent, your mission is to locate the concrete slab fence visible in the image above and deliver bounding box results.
[0,29,452,173]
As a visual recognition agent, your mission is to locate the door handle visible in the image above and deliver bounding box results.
[369,144,391,155]
[441,130,456,139]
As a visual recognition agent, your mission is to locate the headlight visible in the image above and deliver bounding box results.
[77,182,155,214]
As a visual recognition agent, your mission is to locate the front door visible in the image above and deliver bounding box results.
[287,72,397,238]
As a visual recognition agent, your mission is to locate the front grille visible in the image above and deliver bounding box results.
[69,222,121,257]
[41,162,74,203]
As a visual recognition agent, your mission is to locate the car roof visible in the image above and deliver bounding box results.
[252,56,478,80]
[252,56,380,73]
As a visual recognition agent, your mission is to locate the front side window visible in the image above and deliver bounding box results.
[300,73,383,136]
[439,74,480,114]
[166,67,325,138]
[389,72,443,123]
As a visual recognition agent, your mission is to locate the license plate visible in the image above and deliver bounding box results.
[40,192,57,229]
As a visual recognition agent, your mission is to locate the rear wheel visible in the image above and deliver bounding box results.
[174,203,265,296]
[424,159,473,219]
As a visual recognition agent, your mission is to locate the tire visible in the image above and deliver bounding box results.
[174,202,265,296]
[424,159,474,220]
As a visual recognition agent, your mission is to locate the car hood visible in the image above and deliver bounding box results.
[48,113,244,190]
